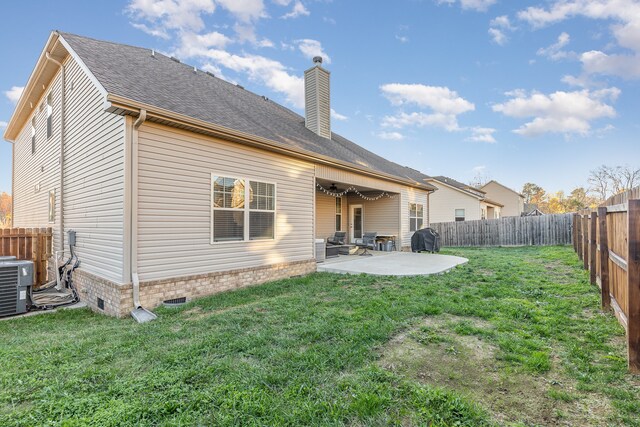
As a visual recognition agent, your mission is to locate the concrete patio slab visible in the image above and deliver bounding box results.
[317,251,468,276]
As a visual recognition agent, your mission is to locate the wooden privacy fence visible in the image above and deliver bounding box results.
[431,214,573,247]
[0,228,52,288]
[573,187,640,373]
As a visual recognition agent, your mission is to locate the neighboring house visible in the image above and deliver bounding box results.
[3,32,437,317]
[480,180,525,217]
[425,176,502,223]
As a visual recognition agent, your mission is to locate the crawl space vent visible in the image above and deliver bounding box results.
[163,297,187,308]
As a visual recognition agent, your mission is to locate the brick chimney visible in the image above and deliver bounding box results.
[304,56,331,139]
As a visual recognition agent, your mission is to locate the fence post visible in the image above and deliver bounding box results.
[577,214,583,260]
[571,214,578,252]
[590,212,597,285]
[598,206,610,310]
[583,215,589,270]
[628,200,640,373]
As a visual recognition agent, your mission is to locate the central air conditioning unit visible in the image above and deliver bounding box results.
[0,259,33,317]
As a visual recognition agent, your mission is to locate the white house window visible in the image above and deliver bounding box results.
[335,197,342,231]
[249,181,275,240]
[455,209,465,222]
[46,93,53,139]
[211,175,276,243]
[481,208,486,220]
[31,117,36,154]
[212,176,245,242]
[409,203,424,231]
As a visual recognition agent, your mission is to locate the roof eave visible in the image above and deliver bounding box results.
[106,94,437,192]
[4,31,63,142]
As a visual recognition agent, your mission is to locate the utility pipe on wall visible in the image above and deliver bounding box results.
[131,109,146,309]
[45,52,66,253]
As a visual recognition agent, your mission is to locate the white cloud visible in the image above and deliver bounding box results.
[472,165,486,173]
[492,87,620,137]
[381,112,462,132]
[537,32,573,60]
[330,109,347,121]
[295,39,331,64]
[380,83,475,114]
[233,23,273,47]
[395,35,409,43]
[488,28,507,45]
[490,15,514,30]
[437,0,497,12]
[195,48,306,107]
[489,14,515,45]
[282,1,309,19]
[127,0,216,32]
[131,22,170,39]
[216,0,266,22]
[580,50,640,79]
[0,121,7,129]
[376,131,405,140]
[466,127,497,143]
[380,83,474,132]
[178,31,232,57]
[516,0,640,79]
[4,86,24,104]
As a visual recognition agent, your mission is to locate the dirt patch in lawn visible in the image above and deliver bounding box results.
[379,315,613,426]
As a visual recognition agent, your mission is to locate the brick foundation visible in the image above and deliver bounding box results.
[72,259,317,318]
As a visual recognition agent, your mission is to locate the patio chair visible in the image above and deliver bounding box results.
[327,231,346,246]
[354,232,377,256]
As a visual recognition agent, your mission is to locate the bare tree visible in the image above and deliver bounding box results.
[469,171,491,189]
[588,166,612,201]
[588,165,640,201]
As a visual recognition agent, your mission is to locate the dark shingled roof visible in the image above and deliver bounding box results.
[60,32,434,187]
[431,176,484,197]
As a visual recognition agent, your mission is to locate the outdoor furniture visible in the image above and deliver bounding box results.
[325,245,342,258]
[355,232,377,256]
[327,231,346,246]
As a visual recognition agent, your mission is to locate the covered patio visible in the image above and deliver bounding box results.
[315,178,401,248]
[316,251,468,276]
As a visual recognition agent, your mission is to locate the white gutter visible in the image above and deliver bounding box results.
[131,109,146,311]
[45,52,65,253]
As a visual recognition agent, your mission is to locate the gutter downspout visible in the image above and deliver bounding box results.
[130,110,155,322]
[45,52,65,254]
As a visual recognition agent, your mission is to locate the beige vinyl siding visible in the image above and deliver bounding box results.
[12,56,126,283]
[12,67,63,250]
[137,122,315,281]
[62,57,126,283]
[428,184,481,223]
[481,181,524,217]
[400,187,429,248]
[346,194,399,239]
[315,192,345,239]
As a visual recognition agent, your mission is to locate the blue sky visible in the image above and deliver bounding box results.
[1,0,639,195]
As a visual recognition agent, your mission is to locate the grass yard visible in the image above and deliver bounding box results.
[1,246,639,426]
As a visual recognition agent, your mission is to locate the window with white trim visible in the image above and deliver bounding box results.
[46,93,53,139]
[481,208,486,220]
[335,197,342,231]
[455,209,465,222]
[31,117,36,154]
[249,180,275,240]
[409,203,424,232]
[211,175,275,243]
[48,190,55,223]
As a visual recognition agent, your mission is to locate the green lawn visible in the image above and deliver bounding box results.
[1,246,638,426]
